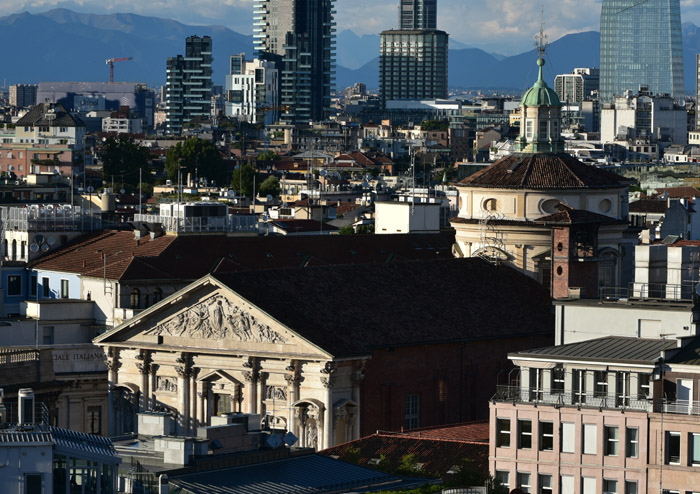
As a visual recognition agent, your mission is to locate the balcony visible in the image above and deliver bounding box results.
[492,385,653,412]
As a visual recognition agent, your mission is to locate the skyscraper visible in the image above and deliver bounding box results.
[399,0,437,29]
[253,0,336,123]
[600,0,684,101]
[165,36,213,134]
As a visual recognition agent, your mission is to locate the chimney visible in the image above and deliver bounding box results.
[18,388,35,425]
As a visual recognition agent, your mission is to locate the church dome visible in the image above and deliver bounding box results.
[521,58,561,108]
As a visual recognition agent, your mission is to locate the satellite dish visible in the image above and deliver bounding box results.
[35,235,45,245]
[266,194,273,202]
[29,243,40,253]
[283,432,298,447]
[47,236,56,246]
[320,169,327,177]
[265,434,283,449]
[41,244,49,252]
[120,189,126,194]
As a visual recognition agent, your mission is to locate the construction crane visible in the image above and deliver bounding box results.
[105,57,133,83]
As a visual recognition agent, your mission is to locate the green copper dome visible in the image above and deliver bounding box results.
[520,58,561,108]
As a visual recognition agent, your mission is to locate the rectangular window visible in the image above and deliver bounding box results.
[540,421,554,451]
[626,427,639,458]
[691,433,700,466]
[529,368,543,401]
[582,477,596,494]
[539,474,552,494]
[603,479,618,494]
[561,476,574,493]
[42,277,49,297]
[595,370,608,397]
[7,275,21,296]
[60,279,69,299]
[495,471,509,489]
[616,372,630,406]
[517,472,531,494]
[624,481,637,494]
[25,474,42,494]
[87,405,102,435]
[42,326,54,345]
[404,394,419,430]
[526,119,534,140]
[583,423,597,455]
[551,367,565,394]
[605,426,619,456]
[518,420,532,449]
[539,120,548,140]
[667,431,681,464]
[638,373,651,399]
[562,422,575,453]
[30,275,37,296]
[496,418,511,448]
[573,369,586,404]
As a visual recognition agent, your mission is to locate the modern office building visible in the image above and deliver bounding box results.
[554,68,599,103]
[379,29,449,106]
[600,0,684,101]
[165,35,213,135]
[696,54,700,130]
[9,84,37,108]
[253,0,336,123]
[399,0,437,29]
[225,55,280,125]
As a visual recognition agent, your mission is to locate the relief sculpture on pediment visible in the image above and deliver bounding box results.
[145,295,287,344]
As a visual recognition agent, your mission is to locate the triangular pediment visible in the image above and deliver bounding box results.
[94,277,331,359]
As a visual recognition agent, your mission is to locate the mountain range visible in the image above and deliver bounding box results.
[0,9,698,94]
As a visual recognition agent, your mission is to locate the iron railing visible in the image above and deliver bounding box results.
[599,282,697,302]
[492,386,653,412]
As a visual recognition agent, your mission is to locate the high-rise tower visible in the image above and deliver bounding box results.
[600,0,684,101]
[253,0,336,123]
[399,0,437,29]
[165,36,213,135]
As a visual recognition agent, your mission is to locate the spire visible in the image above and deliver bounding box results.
[533,5,549,87]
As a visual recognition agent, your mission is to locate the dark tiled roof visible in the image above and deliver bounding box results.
[0,431,53,444]
[457,153,627,190]
[169,454,413,494]
[450,217,549,228]
[512,336,677,364]
[320,430,488,480]
[16,103,85,128]
[629,199,668,214]
[30,230,457,282]
[537,205,626,225]
[653,187,700,199]
[214,258,553,357]
[667,336,700,366]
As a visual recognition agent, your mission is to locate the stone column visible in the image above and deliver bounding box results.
[136,351,151,412]
[243,358,259,415]
[285,361,301,435]
[149,364,159,411]
[189,369,199,430]
[175,353,192,436]
[257,371,267,419]
[351,361,365,441]
[320,362,336,450]
[105,347,121,437]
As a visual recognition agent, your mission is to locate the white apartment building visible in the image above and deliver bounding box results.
[225,57,279,125]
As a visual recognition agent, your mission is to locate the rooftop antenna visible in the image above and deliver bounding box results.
[534,6,549,60]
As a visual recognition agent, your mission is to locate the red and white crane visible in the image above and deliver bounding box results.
[105,57,133,83]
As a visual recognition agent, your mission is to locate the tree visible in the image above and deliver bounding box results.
[99,136,152,191]
[258,176,281,198]
[165,138,225,185]
[231,163,257,197]
[257,150,280,161]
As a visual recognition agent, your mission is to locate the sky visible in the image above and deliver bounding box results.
[2,0,700,55]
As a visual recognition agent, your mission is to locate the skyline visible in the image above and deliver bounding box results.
[4,0,700,54]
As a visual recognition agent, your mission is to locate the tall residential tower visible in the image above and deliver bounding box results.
[253,0,336,123]
[600,0,684,101]
[399,0,437,29]
[165,36,213,134]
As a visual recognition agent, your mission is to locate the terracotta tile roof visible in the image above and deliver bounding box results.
[629,199,668,214]
[320,426,489,480]
[30,230,457,282]
[537,205,627,225]
[458,153,627,190]
[214,258,554,357]
[336,203,363,215]
[401,421,489,443]
[653,186,700,199]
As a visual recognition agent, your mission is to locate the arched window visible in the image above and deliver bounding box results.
[153,287,163,304]
[130,288,140,309]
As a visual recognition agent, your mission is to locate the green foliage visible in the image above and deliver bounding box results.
[257,150,280,161]
[231,163,257,197]
[338,226,355,235]
[397,454,419,475]
[99,136,152,191]
[165,138,225,185]
[357,224,375,234]
[420,120,449,131]
[372,484,443,494]
[343,446,362,465]
[258,176,281,198]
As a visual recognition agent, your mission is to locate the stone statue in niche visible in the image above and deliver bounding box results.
[145,295,287,344]
[265,386,288,401]
[156,376,178,393]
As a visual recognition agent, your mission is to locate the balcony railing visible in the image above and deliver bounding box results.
[492,386,653,412]
[600,282,697,302]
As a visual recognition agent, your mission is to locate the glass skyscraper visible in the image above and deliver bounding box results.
[600,0,684,101]
[399,0,437,29]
